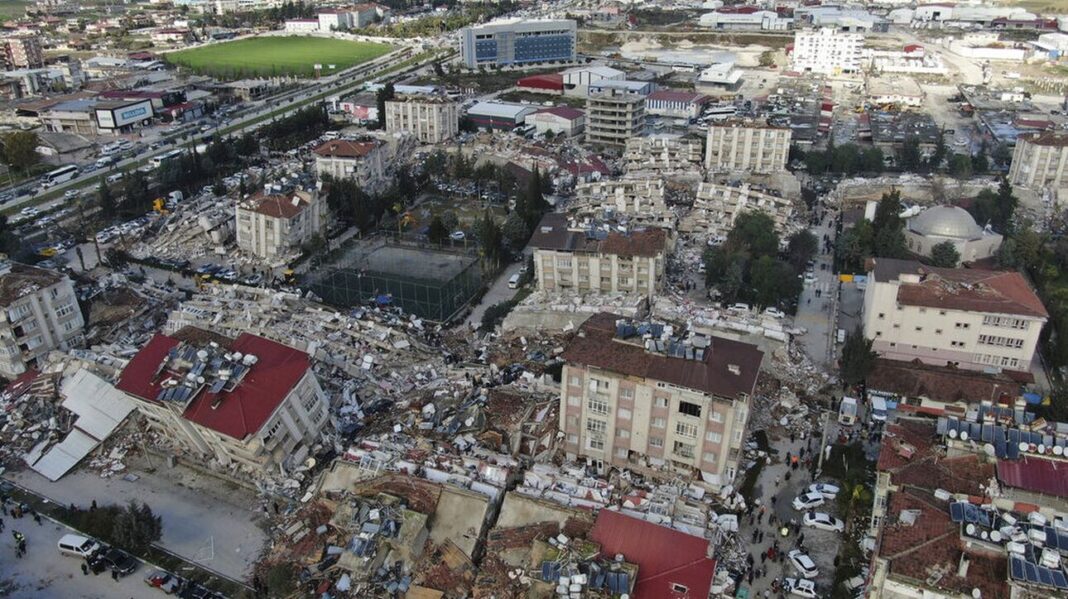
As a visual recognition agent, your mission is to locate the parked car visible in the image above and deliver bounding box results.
[808,482,841,500]
[241,273,264,286]
[145,569,182,594]
[57,534,102,559]
[792,491,825,511]
[764,307,786,319]
[803,511,845,532]
[784,577,818,598]
[93,547,138,576]
[788,550,819,579]
[450,231,465,241]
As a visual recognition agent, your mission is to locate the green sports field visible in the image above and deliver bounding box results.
[165,36,393,79]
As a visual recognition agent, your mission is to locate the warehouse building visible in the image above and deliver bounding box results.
[465,101,538,132]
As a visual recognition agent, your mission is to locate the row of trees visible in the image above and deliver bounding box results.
[793,133,1009,178]
[260,104,328,151]
[702,212,817,312]
[835,189,909,273]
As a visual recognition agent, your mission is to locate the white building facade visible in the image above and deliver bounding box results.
[792,27,865,75]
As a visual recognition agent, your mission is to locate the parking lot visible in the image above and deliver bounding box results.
[0,517,160,599]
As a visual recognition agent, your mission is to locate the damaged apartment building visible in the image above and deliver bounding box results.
[560,313,763,489]
[529,213,668,298]
[116,326,330,475]
[683,180,800,241]
[0,258,85,379]
[569,178,676,230]
[236,183,329,262]
[623,135,705,178]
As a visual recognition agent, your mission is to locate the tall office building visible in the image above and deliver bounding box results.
[459,19,576,68]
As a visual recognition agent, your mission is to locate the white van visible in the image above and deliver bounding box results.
[870,396,888,422]
[507,273,520,289]
[57,534,101,558]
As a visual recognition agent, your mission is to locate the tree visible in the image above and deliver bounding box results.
[860,147,885,173]
[474,210,503,267]
[750,256,801,310]
[929,240,960,267]
[726,211,779,258]
[111,501,162,553]
[972,140,989,173]
[871,189,907,258]
[427,215,448,245]
[98,179,115,218]
[758,50,775,67]
[785,230,818,272]
[948,153,973,179]
[375,82,395,129]
[897,137,922,172]
[501,211,529,250]
[995,176,1018,234]
[836,219,874,274]
[1,131,40,173]
[439,210,459,233]
[840,326,877,386]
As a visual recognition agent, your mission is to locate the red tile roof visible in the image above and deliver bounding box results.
[117,332,310,440]
[997,457,1068,498]
[517,73,564,91]
[243,190,312,220]
[533,106,584,121]
[564,313,763,400]
[591,509,716,599]
[867,359,1026,404]
[647,89,710,104]
[1022,130,1068,147]
[872,258,1047,319]
[880,488,1009,599]
[877,419,938,472]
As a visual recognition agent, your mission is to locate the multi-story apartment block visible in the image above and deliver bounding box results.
[705,120,791,173]
[0,259,84,379]
[384,95,458,144]
[459,18,576,68]
[791,27,864,75]
[1008,130,1068,194]
[683,182,797,238]
[585,88,645,148]
[530,213,667,298]
[560,313,763,488]
[623,136,704,174]
[3,37,42,69]
[863,258,1048,374]
[236,188,327,260]
[117,328,330,474]
[313,139,388,194]
[317,8,354,31]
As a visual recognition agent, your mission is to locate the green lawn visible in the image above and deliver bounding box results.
[165,36,393,79]
[0,0,28,19]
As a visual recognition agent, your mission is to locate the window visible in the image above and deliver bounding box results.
[935,329,942,335]
[652,417,666,428]
[567,434,578,444]
[568,394,580,407]
[702,451,718,464]
[706,431,722,443]
[678,401,701,417]
[262,419,283,443]
[672,584,689,594]
[892,324,900,329]
[675,421,697,438]
[878,313,885,319]
[62,320,78,332]
[616,428,630,439]
[566,415,579,429]
[915,326,923,332]
[710,410,724,423]
[875,331,882,337]
[672,441,694,459]
[649,437,664,448]
[569,375,580,386]
[588,436,604,450]
[585,419,606,435]
[587,397,609,416]
[55,303,76,318]
[301,391,320,414]
[654,397,668,408]
[618,407,632,420]
[619,387,634,401]
[615,448,629,459]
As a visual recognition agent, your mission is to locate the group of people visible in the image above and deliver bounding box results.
[11,529,27,558]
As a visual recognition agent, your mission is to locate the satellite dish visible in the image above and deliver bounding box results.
[983,444,996,456]
[981,531,989,540]
[1039,444,1046,454]
[990,530,1002,543]
[1019,442,1030,452]
[949,429,958,439]
[960,431,969,441]
[972,588,981,599]
[966,523,977,535]
[1055,446,1065,456]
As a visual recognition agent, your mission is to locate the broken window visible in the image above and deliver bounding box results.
[678,401,701,417]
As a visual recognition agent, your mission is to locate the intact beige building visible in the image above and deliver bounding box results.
[384,95,458,143]
[560,313,763,488]
[1008,130,1068,194]
[705,120,791,173]
[585,88,645,148]
[313,139,389,194]
[0,259,84,379]
[529,213,667,298]
[863,258,1047,373]
[236,188,328,260]
[117,328,330,474]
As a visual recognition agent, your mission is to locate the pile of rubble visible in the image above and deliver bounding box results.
[0,371,63,470]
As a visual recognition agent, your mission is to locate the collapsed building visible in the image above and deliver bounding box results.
[682,181,800,240]
[569,178,676,230]
[623,135,705,178]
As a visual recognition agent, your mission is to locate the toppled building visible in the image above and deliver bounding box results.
[570,178,675,229]
[1009,130,1068,198]
[683,181,799,240]
[623,135,704,177]
[236,185,328,262]
[0,258,85,379]
[559,313,763,489]
[529,213,668,299]
[116,327,331,475]
[705,119,791,174]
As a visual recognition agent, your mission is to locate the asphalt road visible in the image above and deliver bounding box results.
[794,212,839,368]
